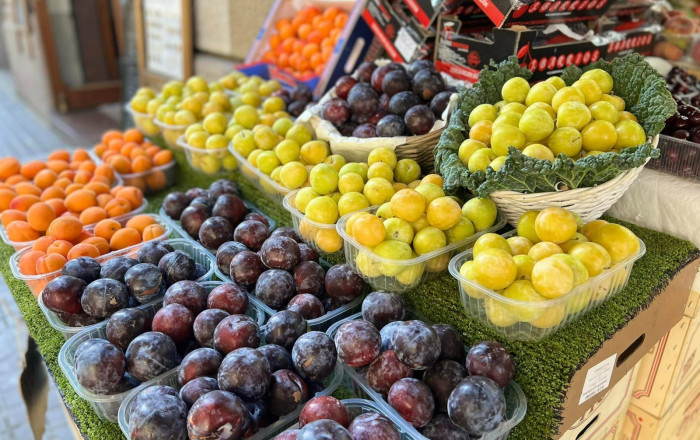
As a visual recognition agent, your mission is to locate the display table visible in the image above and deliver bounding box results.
[2,152,698,440]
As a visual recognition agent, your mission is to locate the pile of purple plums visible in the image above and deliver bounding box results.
[161,179,273,252]
[331,291,514,438]
[321,59,455,138]
[42,242,204,328]
[664,67,700,143]
[272,84,317,118]
[273,395,402,440]
[217,226,364,318]
[126,307,338,440]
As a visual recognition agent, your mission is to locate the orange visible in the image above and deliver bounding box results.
[335,13,348,28]
[278,53,290,69]
[307,30,323,45]
[96,193,114,208]
[65,183,85,195]
[5,175,27,185]
[132,155,152,173]
[153,150,173,166]
[281,38,295,53]
[26,202,56,232]
[123,128,144,143]
[114,187,143,210]
[36,253,67,274]
[298,23,312,40]
[276,18,292,32]
[10,194,40,211]
[145,170,167,191]
[20,160,47,179]
[15,182,42,196]
[323,6,342,21]
[78,161,96,173]
[46,239,73,257]
[33,169,58,189]
[81,236,110,255]
[45,198,67,217]
[47,160,70,173]
[64,189,97,212]
[94,143,108,158]
[125,214,156,233]
[108,155,131,174]
[67,243,100,260]
[302,43,320,58]
[0,157,21,180]
[0,189,16,210]
[142,223,166,241]
[72,148,90,162]
[1,209,26,227]
[79,206,108,225]
[94,219,121,241]
[270,34,281,50]
[279,24,294,40]
[40,186,66,201]
[84,181,110,195]
[102,130,123,145]
[105,198,132,217]
[73,170,93,185]
[293,40,304,54]
[18,250,45,275]
[110,227,141,250]
[33,236,56,253]
[48,150,70,162]
[47,217,83,241]
[310,53,323,69]
[317,20,333,37]
[6,221,40,242]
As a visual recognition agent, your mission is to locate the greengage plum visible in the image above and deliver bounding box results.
[163,192,191,220]
[382,70,411,97]
[212,194,246,225]
[294,261,325,297]
[207,283,249,315]
[432,324,465,362]
[348,83,380,115]
[61,257,101,283]
[208,179,239,198]
[213,315,259,353]
[412,69,445,101]
[80,278,129,318]
[218,347,271,401]
[334,320,381,367]
[261,236,301,270]
[391,320,441,370]
[75,339,125,394]
[389,91,421,117]
[348,412,401,440]
[325,264,362,303]
[361,291,405,329]
[258,344,293,372]
[466,341,514,388]
[265,310,307,351]
[245,212,270,228]
[216,241,249,275]
[423,360,468,412]
[129,386,187,440]
[158,251,196,285]
[292,332,337,382]
[297,420,352,440]
[164,280,208,315]
[388,378,435,428]
[186,390,251,440]
[178,347,223,385]
[100,257,138,283]
[42,275,86,315]
[356,62,378,83]
[322,98,350,127]
[447,376,505,435]
[234,220,270,251]
[179,376,218,408]
[287,294,324,319]
[106,308,150,350]
[230,250,264,289]
[404,105,435,135]
[180,206,209,238]
[126,332,179,382]
[269,369,309,416]
[125,263,164,303]
[299,396,350,427]
[193,308,229,348]
[366,350,412,394]
[152,304,194,343]
[420,414,471,440]
[199,216,234,250]
[255,269,296,309]
[376,115,405,137]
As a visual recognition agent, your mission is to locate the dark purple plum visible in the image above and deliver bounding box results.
[334,320,381,367]
[162,192,191,220]
[212,194,246,225]
[335,76,357,99]
[466,341,514,388]
[408,59,435,77]
[292,331,337,382]
[371,63,404,92]
[218,347,271,401]
[180,206,209,238]
[404,105,435,135]
[388,378,435,428]
[255,269,296,309]
[297,420,351,440]
[129,385,187,440]
[79,278,129,318]
[291,84,313,103]
[213,315,259,354]
[379,93,390,113]
[244,212,270,228]
[356,61,378,83]
[322,98,350,127]
[179,376,218,408]
[347,83,380,115]
[269,369,309,416]
[382,70,411,97]
[75,339,125,394]
[432,324,465,362]
[207,283,249,315]
[299,396,350,427]
[100,257,138,283]
[265,310,307,351]
[42,275,86,315]
[376,115,405,137]
[420,414,471,440]
[199,216,234,250]
[366,350,412,394]
[325,264,362,303]
[230,250,264,289]
[271,227,301,242]
[294,261,325,297]
[368,111,387,125]
[208,179,239,198]
[106,308,150,350]
[152,304,194,343]
[380,321,401,351]
[61,257,101,283]
[274,430,299,440]
[361,291,405,329]
[261,236,301,270]
[193,308,229,348]
[297,243,319,262]
[234,220,270,251]
[187,390,251,440]
[391,320,441,370]
[190,196,214,213]
[125,263,164,303]
[137,241,172,265]
[287,294,324,319]
[158,251,196,285]
[163,280,207,315]
[258,344,293,372]
[412,69,445,101]
[288,101,306,117]
[246,399,276,431]
[66,313,102,327]
[178,347,223,385]
[423,360,468,412]
[216,241,249,275]
[126,332,179,382]
[185,188,208,199]
[348,412,401,440]
[339,121,359,137]
[447,376,506,435]
[388,91,421,117]
[111,371,140,394]
[352,123,376,138]
[430,90,453,119]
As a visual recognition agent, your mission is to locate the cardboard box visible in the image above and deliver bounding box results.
[621,372,700,440]
[630,313,700,418]
[468,0,619,28]
[559,365,639,440]
[686,268,700,318]
[434,16,655,82]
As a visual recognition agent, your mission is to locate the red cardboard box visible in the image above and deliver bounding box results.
[470,0,619,28]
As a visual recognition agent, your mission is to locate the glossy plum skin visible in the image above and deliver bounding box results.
[178,348,223,386]
[447,376,506,435]
[217,347,272,402]
[380,321,401,351]
[199,216,234,250]
[430,91,452,119]
[159,251,196,285]
[100,257,139,283]
[129,386,188,440]
[294,261,325,297]
[163,192,191,220]
[265,310,307,351]
[193,308,229,348]
[255,269,296,309]
[74,339,125,394]
[466,341,514,388]
[404,105,435,136]
[352,123,377,138]
[408,60,434,77]
[62,257,101,283]
[230,250,264,289]
[269,369,309,416]
[432,324,465,363]
[126,332,179,382]
[212,194,246,225]
[213,315,259,354]
[151,303,194,344]
[420,414,471,440]
[207,283,249,315]
[361,291,405,330]
[297,419,352,440]
[163,281,208,315]
[388,91,421,117]
[325,264,362,303]
[137,241,173,266]
[261,236,301,270]
[292,332,337,382]
[287,294,324,319]
[80,278,129,318]
[257,344,293,372]
[376,115,405,137]
[187,390,251,440]
[67,313,102,327]
[335,320,381,368]
[42,275,86,315]
[180,206,209,238]
[299,396,350,427]
[179,376,219,408]
[371,64,404,92]
[391,320,441,370]
[271,227,301,242]
[125,263,164,304]
[348,83,380,116]
[335,76,357,99]
[348,412,401,440]
[322,98,351,127]
[234,220,270,251]
[106,308,150,351]
[388,378,435,428]
[356,61,378,83]
[382,70,411,97]
[412,69,445,101]
[423,360,468,412]
[366,350,412,394]
[208,179,239,198]
[245,212,270,228]
[216,241,249,275]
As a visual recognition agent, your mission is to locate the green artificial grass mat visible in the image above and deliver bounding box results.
[2,149,698,440]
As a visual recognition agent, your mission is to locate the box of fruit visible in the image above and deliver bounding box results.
[434,54,676,225]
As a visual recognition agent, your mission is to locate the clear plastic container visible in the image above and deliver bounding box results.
[118,161,177,195]
[283,190,345,257]
[177,135,237,176]
[37,238,215,340]
[117,345,344,438]
[124,104,162,139]
[327,313,527,440]
[337,208,507,293]
[154,119,188,149]
[10,214,172,298]
[229,143,291,207]
[449,230,646,341]
[59,281,266,423]
[647,134,700,179]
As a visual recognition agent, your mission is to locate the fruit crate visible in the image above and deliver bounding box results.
[449,230,647,342]
[124,104,161,140]
[177,136,236,176]
[336,207,507,293]
[114,161,177,196]
[59,281,266,424]
[228,143,292,207]
[153,119,188,150]
[10,214,172,299]
[116,342,344,438]
[327,313,528,440]
[647,134,700,179]
[283,190,345,257]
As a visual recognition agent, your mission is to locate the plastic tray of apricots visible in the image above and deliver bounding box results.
[93,129,177,195]
[9,213,172,299]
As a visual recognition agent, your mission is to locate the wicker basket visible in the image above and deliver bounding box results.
[490,135,659,226]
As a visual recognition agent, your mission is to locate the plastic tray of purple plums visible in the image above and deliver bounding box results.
[213,227,366,332]
[38,238,216,340]
[326,293,527,440]
[117,323,346,439]
[59,280,266,423]
[647,134,700,179]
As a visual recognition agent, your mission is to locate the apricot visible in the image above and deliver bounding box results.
[40,186,66,201]
[94,164,115,182]
[129,147,147,159]
[96,194,114,208]
[65,183,85,195]
[5,175,26,185]
[19,250,45,275]
[110,227,142,250]
[14,182,41,196]
[74,230,94,244]
[67,243,100,260]
[48,150,71,162]
[65,189,97,212]
[124,128,144,143]
[145,146,161,158]
[105,198,132,217]
[6,221,40,242]
[122,142,139,157]
[45,199,67,217]
[145,171,167,191]
[1,209,26,227]
[33,236,56,253]
[108,139,125,153]
[132,156,152,173]
[90,176,112,186]
[114,187,143,210]
[142,224,166,241]
[78,161,96,173]
[108,155,131,174]
[123,176,147,192]
[79,206,108,225]
[94,219,121,241]
[0,183,11,191]
[125,214,156,233]
[102,130,123,145]
[33,169,58,189]
[81,236,110,255]
[58,170,76,181]
[10,194,40,211]
[0,157,21,180]
[20,160,47,179]
[0,189,16,210]
[36,253,67,274]
[72,148,90,162]
[153,150,173,166]
[47,217,83,242]
[109,185,123,197]
[27,202,57,232]
[47,160,70,174]
[73,170,93,185]
[84,182,110,195]
[94,143,108,158]
[46,239,73,257]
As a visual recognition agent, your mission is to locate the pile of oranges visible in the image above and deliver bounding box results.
[263,6,348,77]
[17,213,166,276]
[94,129,174,193]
